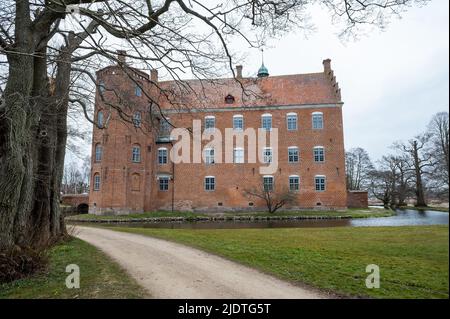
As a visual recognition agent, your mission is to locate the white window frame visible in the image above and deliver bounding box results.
[233,147,244,163]
[132,145,141,163]
[289,175,300,191]
[315,175,326,192]
[135,85,142,97]
[286,112,298,131]
[233,114,244,131]
[204,116,215,131]
[313,146,325,162]
[133,111,142,127]
[204,176,215,191]
[261,113,272,131]
[95,144,102,162]
[159,177,169,191]
[204,148,215,165]
[312,112,324,129]
[93,174,101,191]
[263,175,274,192]
[263,147,273,163]
[288,146,299,163]
[97,111,104,128]
[158,147,168,164]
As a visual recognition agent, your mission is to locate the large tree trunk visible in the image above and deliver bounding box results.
[0,1,36,250]
[412,141,427,207]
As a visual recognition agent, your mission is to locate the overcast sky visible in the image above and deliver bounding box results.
[243,0,449,161]
[66,0,449,168]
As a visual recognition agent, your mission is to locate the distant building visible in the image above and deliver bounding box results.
[89,53,347,214]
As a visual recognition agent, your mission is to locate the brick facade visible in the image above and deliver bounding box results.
[347,191,369,208]
[89,58,348,214]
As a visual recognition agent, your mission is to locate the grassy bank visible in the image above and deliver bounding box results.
[111,225,449,299]
[402,206,449,212]
[0,238,147,299]
[67,208,394,222]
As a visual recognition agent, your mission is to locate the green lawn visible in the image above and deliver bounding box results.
[67,208,393,221]
[111,225,449,299]
[0,238,148,299]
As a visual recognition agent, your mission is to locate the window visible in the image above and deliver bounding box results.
[133,112,141,127]
[97,111,104,128]
[313,146,325,162]
[159,177,169,191]
[312,112,324,129]
[289,176,299,191]
[286,113,297,130]
[158,148,168,164]
[315,176,326,191]
[159,118,171,137]
[132,145,141,163]
[205,176,215,191]
[95,144,102,162]
[204,148,215,165]
[205,116,215,131]
[288,147,299,163]
[263,176,274,192]
[263,147,272,163]
[234,148,244,163]
[233,115,244,131]
[99,81,105,93]
[261,114,272,131]
[135,85,142,97]
[225,94,235,104]
[93,174,100,191]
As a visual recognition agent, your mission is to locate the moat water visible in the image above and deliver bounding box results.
[90,208,449,230]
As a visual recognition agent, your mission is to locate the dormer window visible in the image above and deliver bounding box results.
[225,94,235,104]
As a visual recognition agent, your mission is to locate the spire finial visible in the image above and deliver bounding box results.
[257,48,269,78]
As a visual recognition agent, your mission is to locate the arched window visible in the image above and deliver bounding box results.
[95,143,102,162]
[233,147,244,163]
[288,146,299,163]
[135,84,142,97]
[312,112,324,129]
[93,173,101,191]
[263,175,274,191]
[132,145,141,163]
[99,81,106,93]
[313,146,325,162]
[315,175,326,191]
[97,111,104,128]
[289,175,300,191]
[133,111,142,127]
[261,113,272,131]
[263,147,272,163]
[204,148,215,165]
[233,114,244,131]
[204,116,215,131]
[158,147,168,164]
[286,112,298,130]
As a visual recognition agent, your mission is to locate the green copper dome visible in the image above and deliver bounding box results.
[257,63,269,78]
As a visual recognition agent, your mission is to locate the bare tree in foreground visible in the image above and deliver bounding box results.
[244,185,297,214]
[345,147,374,190]
[0,0,429,255]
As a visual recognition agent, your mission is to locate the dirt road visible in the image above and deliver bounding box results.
[75,226,325,299]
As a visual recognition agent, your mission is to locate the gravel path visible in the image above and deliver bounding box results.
[75,226,325,299]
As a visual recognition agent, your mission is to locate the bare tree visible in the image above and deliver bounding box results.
[368,168,393,208]
[345,147,373,190]
[0,0,429,253]
[427,112,449,195]
[244,185,297,214]
[394,134,434,207]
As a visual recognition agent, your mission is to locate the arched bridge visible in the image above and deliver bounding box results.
[61,194,89,214]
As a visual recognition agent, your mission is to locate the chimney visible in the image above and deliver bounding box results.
[236,65,243,79]
[323,59,331,74]
[117,50,127,64]
[150,69,158,82]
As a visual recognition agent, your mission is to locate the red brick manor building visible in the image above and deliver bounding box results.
[89,55,348,214]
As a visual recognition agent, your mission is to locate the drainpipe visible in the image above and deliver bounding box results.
[170,140,175,212]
